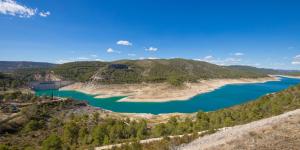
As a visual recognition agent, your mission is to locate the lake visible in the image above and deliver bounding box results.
[35,77,300,114]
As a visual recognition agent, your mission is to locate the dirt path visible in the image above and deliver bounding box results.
[177,109,300,150]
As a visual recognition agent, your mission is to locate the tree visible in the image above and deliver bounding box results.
[92,125,106,146]
[136,120,147,140]
[23,120,41,132]
[167,75,184,87]
[151,124,167,137]
[78,127,89,145]
[92,112,100,124]
[166,117,178,134]
[0,144,9,150]
[42,134,62,150]
[78,127,88,145]
[103,135,110,145]
[63,121,79,145]
[195,111,210,131]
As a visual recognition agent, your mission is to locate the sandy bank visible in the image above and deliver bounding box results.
[60,76,279,102]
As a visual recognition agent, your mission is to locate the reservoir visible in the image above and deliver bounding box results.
[35,77,300,114]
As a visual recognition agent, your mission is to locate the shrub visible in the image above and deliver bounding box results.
[42,134,62,150]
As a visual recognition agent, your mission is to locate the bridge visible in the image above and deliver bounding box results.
[29,81,73,90]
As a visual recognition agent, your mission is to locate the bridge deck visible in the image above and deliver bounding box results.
[29,81,73,90]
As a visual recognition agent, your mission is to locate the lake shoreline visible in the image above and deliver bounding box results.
[60,76,280,103]
[274,75,300,79]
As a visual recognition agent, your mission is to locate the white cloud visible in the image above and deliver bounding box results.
[56,59,72,64]
[90,54,98,58]
[195,54,243,66]
[128,53,136,57]
[116,40,132,46]
[39,11,50,17]
[0,0,36,18]
[57,55,104,63]
[0,0,50,18]
[95,58,104,61]
[254,63,261,66]
[204,55,213,59]
[106,48,120,54]
[292,55,300,65]
[194,55,214,62]
[225,57,242,62]
[145,47,158,51]
[147,57,159,59]
[77,57,89,60]
[139,56,159,60]
[234,52,244,56]
[107,48,114,53]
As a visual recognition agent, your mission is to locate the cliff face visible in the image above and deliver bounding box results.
[33,71,62,81]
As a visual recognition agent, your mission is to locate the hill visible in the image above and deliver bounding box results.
[228,65,300,75]
[50,59,268,84]
[0,61,56,72]
[3,59,298,85]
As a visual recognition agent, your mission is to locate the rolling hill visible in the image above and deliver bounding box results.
[228,65,300,75]
[50,59,268,84]
[2,59,299,84]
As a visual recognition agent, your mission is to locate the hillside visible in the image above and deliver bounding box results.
[228,65,300,76]
[0,61,56,72]
[3,59,299,86]
[51,59,268,84]
[51,61,107,82]
[178,109,300,150]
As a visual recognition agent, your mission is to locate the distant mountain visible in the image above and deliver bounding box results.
[228,65,300,75]
[0,61,56,72]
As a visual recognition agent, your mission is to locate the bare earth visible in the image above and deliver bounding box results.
[177,109,300,150]
[61,76,279,102]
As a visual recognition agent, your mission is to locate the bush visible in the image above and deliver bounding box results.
[0,144,9,150]
[23,120,41,132]
[42,134,62,150]
[167,75,184,87]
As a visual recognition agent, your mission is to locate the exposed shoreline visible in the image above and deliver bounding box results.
[60,76,279,103]
[275,75,300,79]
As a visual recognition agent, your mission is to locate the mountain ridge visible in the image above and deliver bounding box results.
[0,61,56,72]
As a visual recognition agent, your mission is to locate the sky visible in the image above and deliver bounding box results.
[0,0,300,70]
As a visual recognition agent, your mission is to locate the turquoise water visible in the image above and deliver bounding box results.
[35,77,300,114]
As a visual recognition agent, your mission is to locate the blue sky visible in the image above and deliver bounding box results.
[0,0,300,69]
